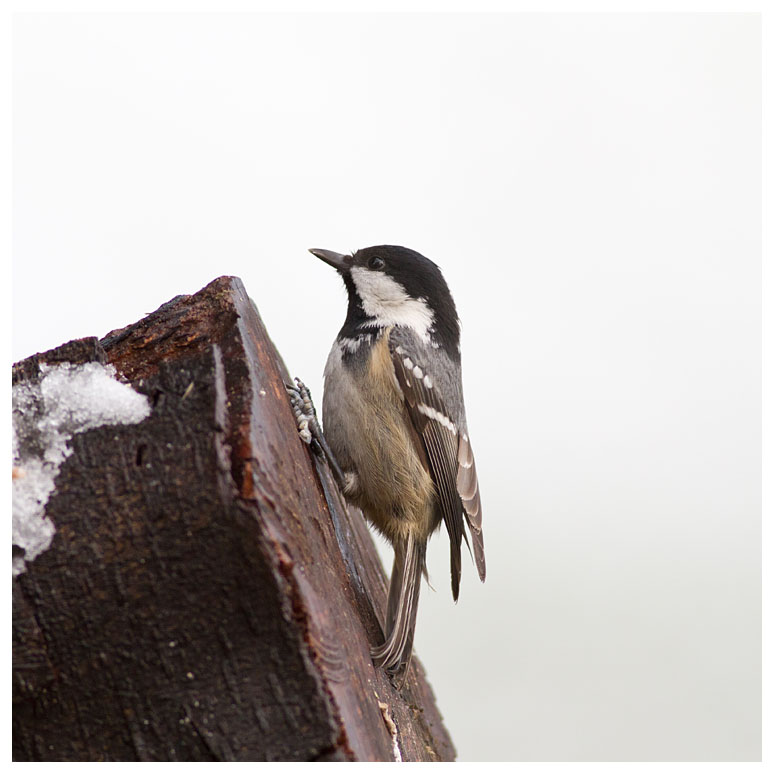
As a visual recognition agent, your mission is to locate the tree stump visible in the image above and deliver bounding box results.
[12,276,456,762]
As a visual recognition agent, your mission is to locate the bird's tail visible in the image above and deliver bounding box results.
[371,536,426,675]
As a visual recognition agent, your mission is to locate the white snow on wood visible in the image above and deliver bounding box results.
[12,361,151,576]
[377,700,402,762]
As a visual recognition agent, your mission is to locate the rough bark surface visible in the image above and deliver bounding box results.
[12,276,455,762]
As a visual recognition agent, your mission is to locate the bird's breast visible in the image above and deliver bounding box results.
[322,328,436,542]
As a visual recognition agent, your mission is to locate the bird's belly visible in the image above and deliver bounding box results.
[322,334,436,542]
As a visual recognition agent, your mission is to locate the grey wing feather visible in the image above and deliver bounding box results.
[389,329,485,596]
[457,433,485,580]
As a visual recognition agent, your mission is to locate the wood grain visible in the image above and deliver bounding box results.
[12,277,455,762]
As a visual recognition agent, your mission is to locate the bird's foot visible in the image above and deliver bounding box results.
[286,377,346,488]
[286,377,317,445]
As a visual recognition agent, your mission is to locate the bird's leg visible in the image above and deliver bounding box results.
[286,377,346,489]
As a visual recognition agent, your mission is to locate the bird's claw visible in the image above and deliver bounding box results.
[286,378,317,445]
[286,378,346,488]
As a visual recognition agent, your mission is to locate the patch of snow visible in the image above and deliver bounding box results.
[378,700,402,762]
[12,361,151,576]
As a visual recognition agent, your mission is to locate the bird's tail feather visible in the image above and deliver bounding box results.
[372,536,426,674]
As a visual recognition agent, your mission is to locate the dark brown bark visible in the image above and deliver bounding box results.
[12,276,455,762]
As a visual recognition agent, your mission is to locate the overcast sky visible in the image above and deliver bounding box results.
[13,12,760,761]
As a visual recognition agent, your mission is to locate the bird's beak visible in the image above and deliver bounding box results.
[309,248,350,271]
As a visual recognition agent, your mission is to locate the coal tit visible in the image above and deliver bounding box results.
[304,245,485,675]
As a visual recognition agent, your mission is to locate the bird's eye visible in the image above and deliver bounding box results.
[367,255,385,270]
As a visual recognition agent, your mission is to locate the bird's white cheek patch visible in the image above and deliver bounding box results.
[350,267,434,340]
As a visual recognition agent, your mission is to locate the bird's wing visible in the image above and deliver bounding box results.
[389,330,485,599]
[456,429,485,580]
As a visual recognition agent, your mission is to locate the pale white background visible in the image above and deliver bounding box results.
[12,12,761,761]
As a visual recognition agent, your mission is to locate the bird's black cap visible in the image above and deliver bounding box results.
[311,245,460,357]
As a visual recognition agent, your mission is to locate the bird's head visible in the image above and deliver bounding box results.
[310,245,460,354]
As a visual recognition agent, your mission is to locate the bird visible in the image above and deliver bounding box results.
[302,245,486,675]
